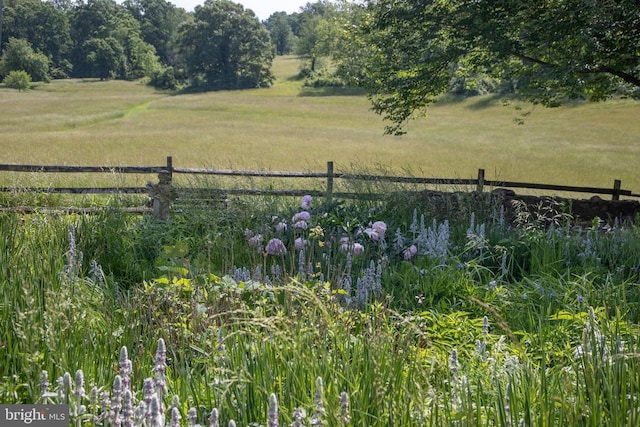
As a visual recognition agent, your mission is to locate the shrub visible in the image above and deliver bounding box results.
[3,70,32,91]
[0,38,51,82]
[148,65,178,90]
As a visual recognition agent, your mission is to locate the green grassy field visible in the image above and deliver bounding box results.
[1,55,639,193]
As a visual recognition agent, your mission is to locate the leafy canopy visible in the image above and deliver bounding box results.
[180,0,274,90]
[361,0,640,134]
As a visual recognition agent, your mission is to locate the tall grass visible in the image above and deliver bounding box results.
[1,186,640,425]
[1,56,639,193]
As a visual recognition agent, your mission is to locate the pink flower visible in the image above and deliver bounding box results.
[403,245,417,260]
[248,234,264,250]
[364,229,380,241]
[340,237,350,252]
[294,221,308,230]
[352,243,364,255]
[265,238,287,256]
[294,238,307,250]
[372,221,387,237]
[301,195,313,210]
[292,211,311,223]
[275,221,287,234]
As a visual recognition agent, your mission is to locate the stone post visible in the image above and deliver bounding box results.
[147,170,176,220]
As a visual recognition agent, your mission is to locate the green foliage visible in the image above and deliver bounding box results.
[180,0,274,90]
[264,11,296,55]
[2,69,32,90]
[69,0,160,80]
[2,184,640,425]
[359,0,640,134]
[1,0,72,75]
[0,37,50,82]
[148,64,178,89]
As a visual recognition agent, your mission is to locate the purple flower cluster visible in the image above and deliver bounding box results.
[364,221,387,242]
[339,237,364,255]
[266,238,287,256]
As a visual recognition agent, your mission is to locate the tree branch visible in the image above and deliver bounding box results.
[510,51,640,88]
[592,65,640,88]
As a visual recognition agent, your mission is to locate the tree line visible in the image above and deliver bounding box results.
[0,0,335,90]
[1,0,638,134]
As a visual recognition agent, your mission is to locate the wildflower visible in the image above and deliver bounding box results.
[577,294,585,303]
[154,339,167,401]
[39,370,50,399]
[169,407,181,427]
[122,389,134,427]
[62,371,72,400]
[294,220,308,230]
[339,236,350,252]
[148,394,163,427]
[275,221,287,234]
[134,401,147,426]
[505,382,512,424]
[110,375,123,425]
[268,393,279,427]
[403,244,417,260]
[309,225,324,239]
[119,346,132,390]
[339,392,350,425]
[188,408,199,427]
[301,195,313,210]
[292,211,311,223]
[209,408,219,427]
[143,378,155,407]
[248,234,264,251]
[294,237,307,250]
[488,280,497,289]
[482,316,489,335]
[74,369,85,400]
[352,243,364,255]
[310,377,326,426]
[291,407,307,427]
[372,221,387,236]
[90,260,105,285]
[364,228,380,241]
[449,349,459,382]
[266,238,287,256]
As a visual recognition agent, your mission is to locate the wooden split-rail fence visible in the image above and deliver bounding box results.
[0,156,637,220]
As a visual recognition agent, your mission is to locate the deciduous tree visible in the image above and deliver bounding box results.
[0,37,51,81]
[361,0,640,134]
[181,0,274,90]
[1,0,72,76]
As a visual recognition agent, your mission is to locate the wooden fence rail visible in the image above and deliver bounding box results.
[1,156,637,219]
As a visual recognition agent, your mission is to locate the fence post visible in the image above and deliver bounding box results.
[166,156,173,179]
[148,159,176,220]
[476,169,485,193]
[612,179,621,201]
[326,161,334,204]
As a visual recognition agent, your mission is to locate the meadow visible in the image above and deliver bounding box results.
[1,55,639,192]
[1,57,640,426]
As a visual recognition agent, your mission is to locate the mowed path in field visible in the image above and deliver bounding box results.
[1,56,639,193]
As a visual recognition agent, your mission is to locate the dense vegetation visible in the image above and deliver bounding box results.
[1,190,640,425]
